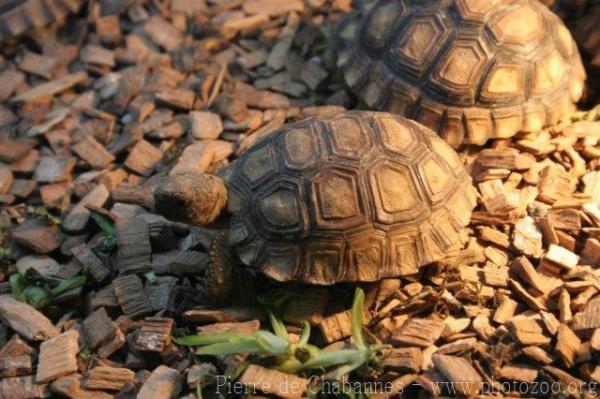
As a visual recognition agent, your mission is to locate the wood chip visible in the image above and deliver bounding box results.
[85,367,135,391]
[124,140,162,177]
[136,317,175,352]
[0,295,59,341]
[36,330,79,383]
[190,111,223,139]
[72,135,115,169]
[63,184,110,232]
[392,318,445,348]
[113,275,153,319]
[138,365,182,399]
[11,219,62,254]
[432,354,482,396]
[10,71,88,103]
[238,364,308,398]
[82,307,118,349]
[116,217,152,274]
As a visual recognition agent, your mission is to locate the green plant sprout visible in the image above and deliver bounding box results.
[10,270,86,309]
[174,288,390,381]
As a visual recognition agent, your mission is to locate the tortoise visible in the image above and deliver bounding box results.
[224,111,477,286]
[334,0,587,148]
[0,0,84,41]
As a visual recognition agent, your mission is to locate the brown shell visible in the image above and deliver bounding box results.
[0,0,84,41]
[335,0,586,148]
[227,111,476,285]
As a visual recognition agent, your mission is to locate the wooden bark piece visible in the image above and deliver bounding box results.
[124,140,162,177]
[0,355,32,378]
[116,217,152,274]
[0,376,49,399]
[33,156,75,183]
[0,295,59,341]
[136,317,175,352]
[10,71,88,103]
[82,307,118,349]
[72,135,115,169]
[556,324,581,368]
[318,309,371,344]
[392,318,445,348]
[432,354,482,396]
[11,219,61,254]
[85,367,135,391]
[36,330,79,384]
[144,16,183,51]
[71,244,110,284]
[63,184,110,232]
[138,365,182,399]
[190,111,223,139]
[154,172,227,225]
[383,348,422,373]
[238,364,308,398]
[112,275,153,319]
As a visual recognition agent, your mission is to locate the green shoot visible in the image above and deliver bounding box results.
[9,271,86,310]
[175,288,390,382]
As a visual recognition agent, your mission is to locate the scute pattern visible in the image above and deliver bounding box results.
[227,111,476,284]
[335,0,586,147]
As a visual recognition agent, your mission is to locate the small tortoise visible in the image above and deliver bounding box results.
[335,0,587,147]
[0,0,84,41]
[225,111,476,285]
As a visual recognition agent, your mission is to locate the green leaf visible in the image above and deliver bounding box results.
[300,349,363,371]
[144,271,158,285]
[331,356,369,381]
[173,333,241,346]
[351,288,367,351]
[9,274,26,301]
[195,339,266,356]
[91,213,116,237]
[50,276,86,297]
[23,286,50,309]
[254,331,289,354]
[299,321,311,346]
[268,311,288,340]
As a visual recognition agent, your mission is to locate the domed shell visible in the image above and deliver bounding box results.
[227,111,476,285]
[335,0,586,148]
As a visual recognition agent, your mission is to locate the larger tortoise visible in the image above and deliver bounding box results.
[226,111,476,285]
[335,0,587,147]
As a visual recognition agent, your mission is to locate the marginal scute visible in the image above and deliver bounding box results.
[304,241,344,284]
[347,233,386,281]
[389,234,419,276]
[228,111,475,284]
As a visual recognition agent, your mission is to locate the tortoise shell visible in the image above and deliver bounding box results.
[335,0,586,148]
[226,111,476,285]
[0,0,84,41]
